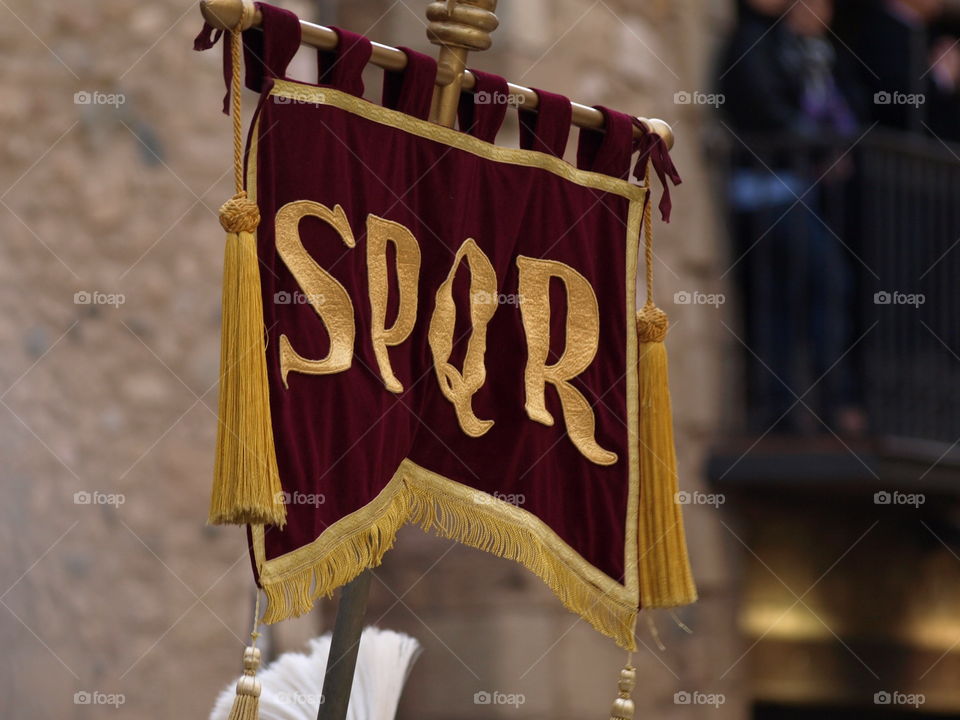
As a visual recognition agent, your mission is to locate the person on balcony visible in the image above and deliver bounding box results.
[719,0,866,436]
[850,0,944,134]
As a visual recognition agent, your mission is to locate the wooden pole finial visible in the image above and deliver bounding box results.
[200,0,257,32]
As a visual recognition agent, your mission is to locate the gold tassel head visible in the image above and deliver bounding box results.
[636,303,667,343]
[220,193,261,233]
[242,646,261,671]
[235,645,262,698]
[226,645,263,720]
[609,665,636,720]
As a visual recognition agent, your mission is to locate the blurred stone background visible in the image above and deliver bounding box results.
[0,1,738,719]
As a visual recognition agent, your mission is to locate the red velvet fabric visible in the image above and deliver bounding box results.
[202,7,648,587]
[382,48,437,120]
[519,88,572,157]
[317,27,372,97]
[457,69,509,141]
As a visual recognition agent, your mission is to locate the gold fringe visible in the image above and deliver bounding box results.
[260,483,410,623]
[259,469,639,650]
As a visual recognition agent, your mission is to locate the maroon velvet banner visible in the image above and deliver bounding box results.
[230,5,655,649]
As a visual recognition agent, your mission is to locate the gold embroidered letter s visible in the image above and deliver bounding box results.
[275,200,356,387]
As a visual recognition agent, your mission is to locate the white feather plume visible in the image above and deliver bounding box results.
[210,627,421,720]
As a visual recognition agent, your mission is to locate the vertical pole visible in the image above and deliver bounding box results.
[426,0,499,127]
[316,570,373,720]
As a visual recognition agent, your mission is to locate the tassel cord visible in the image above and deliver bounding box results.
[208,3,285,527]
[642,164,656,310]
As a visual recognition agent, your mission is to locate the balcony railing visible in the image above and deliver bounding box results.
[719,129,960,451]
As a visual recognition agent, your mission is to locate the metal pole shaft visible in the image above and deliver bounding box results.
[316,570,373,720]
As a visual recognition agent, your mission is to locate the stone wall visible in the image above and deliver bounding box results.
[0,1,744,718]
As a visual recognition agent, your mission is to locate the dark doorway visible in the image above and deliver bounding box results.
[755,702,960,720]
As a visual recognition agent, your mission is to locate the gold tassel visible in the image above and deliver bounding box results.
[636,176,696,608]
[608,663,636,720]
[208,8,286,528]
[227,647,262,720]
[226,593,265,720]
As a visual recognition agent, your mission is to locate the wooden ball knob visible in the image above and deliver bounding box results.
[200,0,257,32]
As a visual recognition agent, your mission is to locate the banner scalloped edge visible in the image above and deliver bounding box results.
[257,462,640,651]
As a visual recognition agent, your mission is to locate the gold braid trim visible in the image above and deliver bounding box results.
[258,461,639,650]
